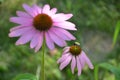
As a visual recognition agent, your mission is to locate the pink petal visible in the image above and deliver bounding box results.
[9,27,32,37]
[58,28,76,40]
[10,26,25,32]
[32,4,41,15]
[50,8,57,14]
[82,51,94,69]
[62,47,70,55]
[15,29,36,45]
[52,27,76,40]
[63,47,70,51]
[51,27,72,41]
[52,13,73,22]
[53,21,77,30]
[42,4,54,17]
[10,17,33,26]
[30,31,40,48]
[16,11,32,18]
[71,56,76,74]
[77,56,82,76]
[34,32,44,52]
[57,53,71,64]
[42,4,50,14]
[45,32,55,50]
[48,30,66,47]
[59,54,72,70]
[22,4,36,17]
[79,53,85,69]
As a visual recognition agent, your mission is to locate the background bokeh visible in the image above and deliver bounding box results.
[0,0,120,80]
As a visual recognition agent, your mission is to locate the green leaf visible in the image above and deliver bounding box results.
[13,73,37,80]
[99,63,120,80]
[112,21,120,47]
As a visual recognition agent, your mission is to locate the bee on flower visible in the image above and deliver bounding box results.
[57,42,94,76]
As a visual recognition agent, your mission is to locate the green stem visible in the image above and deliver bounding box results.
[41,40,45,80]
[36,65,40,80]
[94,65,99,80]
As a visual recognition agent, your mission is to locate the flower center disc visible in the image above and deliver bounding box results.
[70,45,81,56]
[33,14,53,31]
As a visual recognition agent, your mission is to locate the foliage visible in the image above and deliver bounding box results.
[0,0,120,80]
[112,21,120,47]
[13,73,37,80]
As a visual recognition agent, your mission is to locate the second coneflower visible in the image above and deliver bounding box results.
[9,4,76,52]
[57,42,94,76]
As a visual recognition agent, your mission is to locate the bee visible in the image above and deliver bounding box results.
[74,42,80,46]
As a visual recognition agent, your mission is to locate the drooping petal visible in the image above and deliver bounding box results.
[34,32,44,52]
[9,27,32,37]
[59,54,72,70]
[30,31,40,48]
[48,30,66,47]
[51,28,69,40]
[45,32,55,50]
[57,53,71,64]
[52,13,73,22]
[71,56,76,74]
[79,53,85,69]
[52,27,76,40]
[62,47,70,55]
[53,21,77,30]
[16,11,32,18]
[22,4,36,17]
[15,29,36,45]
[63,47,70,51]
[82,51,94,69]
[51,27,73,41]
[10,17,33,26]
[76,56,82,76]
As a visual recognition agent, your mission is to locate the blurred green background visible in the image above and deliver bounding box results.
[0,0,120,80]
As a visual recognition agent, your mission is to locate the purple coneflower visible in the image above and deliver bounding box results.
[9,4,76,52]
[57,43,94,76]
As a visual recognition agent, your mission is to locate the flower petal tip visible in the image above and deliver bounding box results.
[68,14,73,17]
[57,59,61,64]
[90,65,94,69]
[8,33,11,37]
[78,73,81,76]
[60,67,63,70]
[15,41,23,45]
[15,42,20,46]
[43,4,50,9]
[74,28,77,30]
[72,37,76,40]
[30,45,34,49]
[22,3,28,7]
[57,61,60,64]
[9,17,13,22]
[71,71,74,74]
[34,49,39,53]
